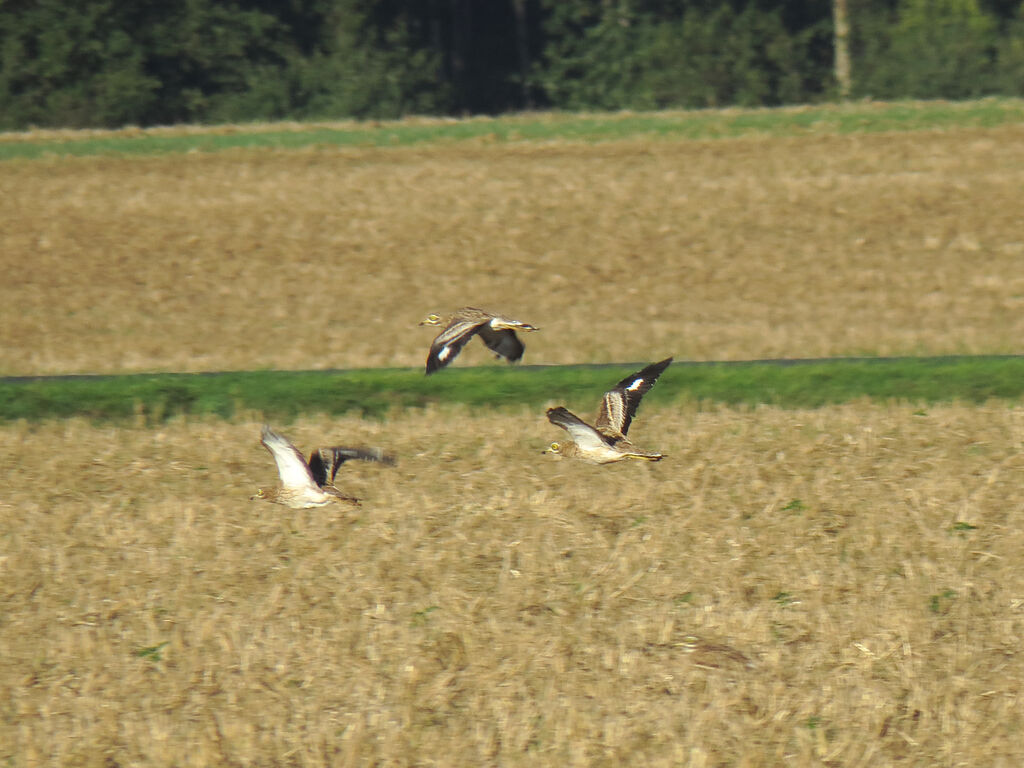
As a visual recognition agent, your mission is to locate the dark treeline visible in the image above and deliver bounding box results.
[1,0,1022,130]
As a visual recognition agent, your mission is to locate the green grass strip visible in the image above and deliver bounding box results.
[2,99,1022,161]
[2,356,1023,424]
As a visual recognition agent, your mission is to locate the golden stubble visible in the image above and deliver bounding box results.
[2,126,1024,375]
[3,402,1024,765]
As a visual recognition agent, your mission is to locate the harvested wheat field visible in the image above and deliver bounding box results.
[2,123,1024,375]
[2,404,1024,766]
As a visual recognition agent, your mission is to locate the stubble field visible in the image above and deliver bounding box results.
[2,111,1024,766]
[2,122,1024,375]
[4,405,1024,766]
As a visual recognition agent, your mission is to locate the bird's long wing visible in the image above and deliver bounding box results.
[308,446,397,487]
[260,425,318,492]
[476,325,526,363]
[547,407,615,450]
[595,357,673,437]
[425,317,487,374]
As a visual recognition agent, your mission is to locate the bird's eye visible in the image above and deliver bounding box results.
[550,443,560,452]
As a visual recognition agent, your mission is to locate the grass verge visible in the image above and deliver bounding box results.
[2,99,1022,161]
[2,356,1023,423]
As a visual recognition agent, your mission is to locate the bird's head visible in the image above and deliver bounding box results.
[419,313,442,327]
[543,442,563,457]
[250,488,269,501]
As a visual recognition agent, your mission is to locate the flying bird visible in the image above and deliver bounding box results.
[545,357,672,464]
[419,307,539,374]
[251,424,396,508]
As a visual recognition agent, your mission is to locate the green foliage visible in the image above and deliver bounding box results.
[289,9,449,120]
[929,589,958,614]
[644,6,829,108]
[992,14,1024,96]
[411,606,440,627]
[537,3,829,110]
[146,1,288,124]
[950,521,979,533]
[0,0,288,128]
[133,642,169,662]
[3,356,1024,424]
[536,3,652,110]
[853,0,1001,99]
[5,98,1023,161]
[0,1,159,128]
[3,0,1024,129]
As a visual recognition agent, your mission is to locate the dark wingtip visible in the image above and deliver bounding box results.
[425,355,445,375]
[545,406,570,423]
[644,357,673,379]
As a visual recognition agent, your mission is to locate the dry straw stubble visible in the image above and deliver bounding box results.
[1,125,1024,375]
[3,404,1024,765]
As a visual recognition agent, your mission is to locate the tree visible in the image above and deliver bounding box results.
[834,0,852,98]
[853,0,999,98]
[0,0,287,128]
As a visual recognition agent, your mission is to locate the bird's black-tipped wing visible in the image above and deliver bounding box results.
[595,357,673,437]
[425,317,488,374]
[308,446,397,487]
[476,325,526,363]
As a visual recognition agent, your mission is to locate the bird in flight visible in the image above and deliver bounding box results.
[251,424,395,508]
[545,357,672,464]
[419,307,539,374]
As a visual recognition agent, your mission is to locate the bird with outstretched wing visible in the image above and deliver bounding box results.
[545,357,672,464]
[419,307,539,374]
[251,425,395,508]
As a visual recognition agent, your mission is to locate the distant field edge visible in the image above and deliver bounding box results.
[2,98,1023,161]
[1,355,1023,423]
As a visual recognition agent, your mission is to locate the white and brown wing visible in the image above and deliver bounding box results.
[425,314,490,374]
[423,308,538,373]
[546,406,615,452]
[594,357,673,438]
[308,446,397,487]
[260,424,319,494]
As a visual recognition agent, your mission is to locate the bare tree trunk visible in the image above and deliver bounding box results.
[834,0,852,100]
[512,0,533,109]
